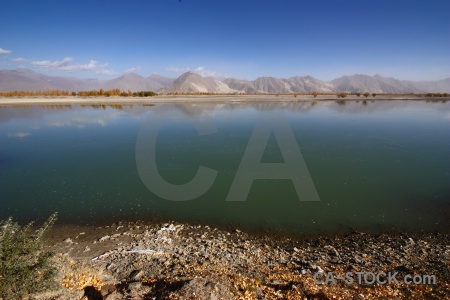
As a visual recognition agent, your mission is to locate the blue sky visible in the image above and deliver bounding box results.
[1,0,449,81]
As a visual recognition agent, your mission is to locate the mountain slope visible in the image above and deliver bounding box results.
[163,72,237,93]
[102,73,148,92]
[0,68,103,92]
[288,76,335,93]
[414,78,450,93]
[331,74,424,93]
[147,74,174,87]
[253,77,292,93]
[223,78,257,93]
[224,76,334,93]
[101,73,174,92]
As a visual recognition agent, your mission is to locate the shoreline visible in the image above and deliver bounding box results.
[32,221,450,299]
[0,94,449,106]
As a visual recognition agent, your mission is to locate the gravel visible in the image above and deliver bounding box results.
[31,221,450,299]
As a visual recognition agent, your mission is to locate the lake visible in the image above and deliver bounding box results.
[1,100,449,235]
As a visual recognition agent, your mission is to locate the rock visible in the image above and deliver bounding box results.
[315,266,324,275]
[395,265,410,272]
[324,245,341,258]
[100,284,117,297]
[104,290,123,300]
[83,286,102,300]
[99,235,110,242]
[177,278,233,300]
[64,238,73,243]
[128,269,144,280]
[128,281,142,289]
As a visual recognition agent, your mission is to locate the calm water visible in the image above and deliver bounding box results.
[1,101,449,235]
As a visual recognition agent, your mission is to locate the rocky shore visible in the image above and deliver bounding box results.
[31,221,449,299]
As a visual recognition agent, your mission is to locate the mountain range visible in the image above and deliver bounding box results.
[1,68,449,94]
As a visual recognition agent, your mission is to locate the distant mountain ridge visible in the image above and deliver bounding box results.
[0,68,103,92]
[0,68,175,93]
[0,68,449,94]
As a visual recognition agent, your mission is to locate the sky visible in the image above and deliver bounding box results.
[0,0,449,81]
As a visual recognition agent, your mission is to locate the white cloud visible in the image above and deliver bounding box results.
[124,66,141,73]
[0,48,12,55]
[31,57,73,68]
[166,65,221,77]
[12,57,26,62]
[30,57,117,75]
[194,66,219,77]
[58,59,101,72]
[166,66,190,73]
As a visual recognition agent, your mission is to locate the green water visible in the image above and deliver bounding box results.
[0,100,449,234]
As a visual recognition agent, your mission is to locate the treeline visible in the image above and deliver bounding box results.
[425,93,449,97]
[0,90,71,97]
[5,104,156,111]
[0,89,158,98]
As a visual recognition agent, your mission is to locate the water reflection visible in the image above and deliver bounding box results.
[1,100,450,125]
[0,100,449,234]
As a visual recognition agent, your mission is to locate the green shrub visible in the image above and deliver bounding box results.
[0,213,58,299]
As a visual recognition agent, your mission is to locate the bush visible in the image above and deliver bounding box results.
[363,92,370,98]
[136,91,156,97]
[336,93,348,98]
[0,213,58,299]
